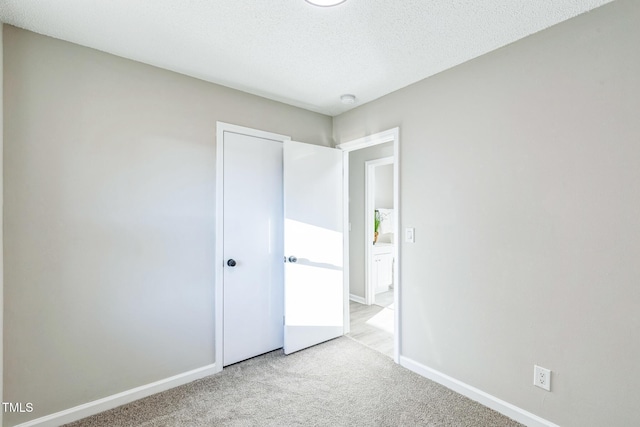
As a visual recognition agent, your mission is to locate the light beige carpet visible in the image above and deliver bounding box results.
[66,337,522,426]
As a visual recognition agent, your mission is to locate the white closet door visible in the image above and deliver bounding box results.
[283,141,344,354]
[223,131,284,366]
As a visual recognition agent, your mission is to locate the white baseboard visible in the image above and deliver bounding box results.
[349,294,366,304]
[15,363,218,427]
[399,356,559,427]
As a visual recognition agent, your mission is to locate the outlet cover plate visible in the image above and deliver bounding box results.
[534,365,551,391]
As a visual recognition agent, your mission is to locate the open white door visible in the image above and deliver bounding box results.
[283,141,344,354]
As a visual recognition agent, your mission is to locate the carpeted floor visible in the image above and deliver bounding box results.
[66,337,522,426]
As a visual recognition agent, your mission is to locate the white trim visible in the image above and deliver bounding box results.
[399,357,560,427]
[342,153,351,334]
[349,294,366,304]
[391,128,401,364]
[14,364,218,427]
[336,127,398,152]
[338,127,400,364]
[365,156,394,306]
[215,122,290,369]
[215,125,224,374]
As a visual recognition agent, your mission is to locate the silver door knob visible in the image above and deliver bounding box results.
[288,256,297,263]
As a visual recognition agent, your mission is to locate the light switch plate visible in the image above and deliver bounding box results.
[405,227,415,243]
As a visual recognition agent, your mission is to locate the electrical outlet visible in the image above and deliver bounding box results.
[534,365,551,391]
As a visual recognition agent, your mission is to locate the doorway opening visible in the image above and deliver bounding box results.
[366,157,395,308]
[337,128,400,363]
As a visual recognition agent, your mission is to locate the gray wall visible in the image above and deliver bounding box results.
[348,142,393,298]
[334,1,640,425]
[374,164,393,209]
[3,26,331,426]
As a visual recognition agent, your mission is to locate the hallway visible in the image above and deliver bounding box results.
[347,300,393,358]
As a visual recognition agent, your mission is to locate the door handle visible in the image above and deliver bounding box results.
[288,256,298,263]
[227,259,237,267]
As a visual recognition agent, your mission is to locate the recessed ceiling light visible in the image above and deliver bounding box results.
[305,0,347,7]
[340,94,356,104]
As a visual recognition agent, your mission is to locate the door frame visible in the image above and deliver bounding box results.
[365,156,394,306]
[336,127,400,363]
[215,122,291,373]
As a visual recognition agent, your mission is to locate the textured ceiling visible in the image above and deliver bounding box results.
[0,0,613,116]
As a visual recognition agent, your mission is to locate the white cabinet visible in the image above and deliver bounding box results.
[372,244,394,294]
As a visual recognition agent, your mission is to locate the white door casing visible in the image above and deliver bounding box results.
[283,141,344,354]
[336,127,400,363]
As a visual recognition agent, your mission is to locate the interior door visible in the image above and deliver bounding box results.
[223,131,284,366]
[283,141,344,354]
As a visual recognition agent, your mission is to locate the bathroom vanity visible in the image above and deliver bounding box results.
[372,243,394,294]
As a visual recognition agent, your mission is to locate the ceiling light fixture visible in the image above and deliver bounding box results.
[305,0,347,7]
[340,94,356,105]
